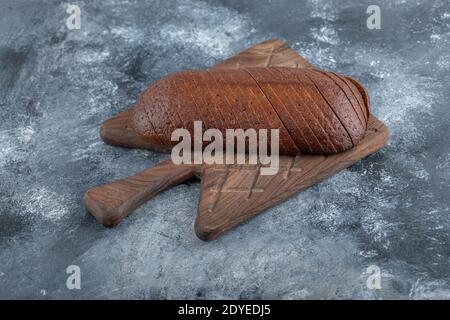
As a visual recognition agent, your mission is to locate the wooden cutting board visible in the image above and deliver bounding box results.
[83,39,388,240]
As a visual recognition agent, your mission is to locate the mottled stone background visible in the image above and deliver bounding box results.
[0,0,449,299]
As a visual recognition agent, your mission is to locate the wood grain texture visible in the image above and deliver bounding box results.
[195,115,387,240]
[84,160,199,226]
[212,38,314,70]
[84,39,388,240]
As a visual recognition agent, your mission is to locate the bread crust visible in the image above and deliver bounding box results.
[279,67,352,152]
[132,67,370,155]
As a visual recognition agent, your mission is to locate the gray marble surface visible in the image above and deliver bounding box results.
[0,0,449,299]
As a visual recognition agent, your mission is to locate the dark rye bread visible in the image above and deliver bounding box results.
[132,67,370,155]
[280,67,353,152]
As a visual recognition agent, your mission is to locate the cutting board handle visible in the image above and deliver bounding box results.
[83,160,199,226]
